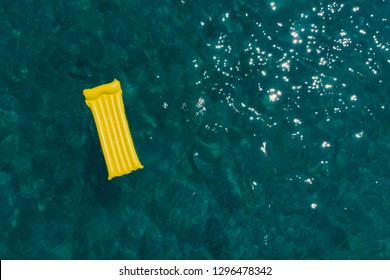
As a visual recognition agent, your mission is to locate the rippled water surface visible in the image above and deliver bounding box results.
[0,0,389,259]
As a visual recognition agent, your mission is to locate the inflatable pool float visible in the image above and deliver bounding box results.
[83,79,143,180]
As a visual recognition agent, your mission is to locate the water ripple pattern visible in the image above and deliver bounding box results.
[0,0,389,259]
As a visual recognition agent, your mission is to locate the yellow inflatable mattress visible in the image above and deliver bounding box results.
[83,79,143,180]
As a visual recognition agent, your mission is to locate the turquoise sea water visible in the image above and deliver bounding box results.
[0,0,389,259]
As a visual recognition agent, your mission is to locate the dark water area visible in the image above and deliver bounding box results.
[0,0,389,259]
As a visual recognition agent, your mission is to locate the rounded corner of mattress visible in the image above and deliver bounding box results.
[83,79,121,101]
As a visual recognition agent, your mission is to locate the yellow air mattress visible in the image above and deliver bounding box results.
[83,79,143,180]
